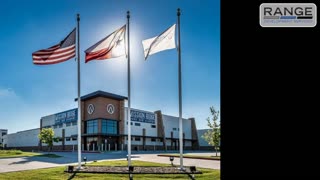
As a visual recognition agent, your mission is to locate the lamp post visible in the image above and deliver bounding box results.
[169,156,174,166]
[83,156,87,165]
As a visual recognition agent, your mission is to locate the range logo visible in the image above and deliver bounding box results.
[260,3,317,27]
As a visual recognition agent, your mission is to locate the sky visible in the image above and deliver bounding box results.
[0,0,220,133]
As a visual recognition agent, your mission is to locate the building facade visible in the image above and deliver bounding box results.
[2,128,39,151]
[0,129,8,147]
[4,91,200,151]
[197,129,215,150]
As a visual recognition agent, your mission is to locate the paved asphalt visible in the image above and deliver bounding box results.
[0,151,220,173]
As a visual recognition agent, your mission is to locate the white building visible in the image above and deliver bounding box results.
[3,128,39,151]
[3,91,200,151]
[0,129,8,147]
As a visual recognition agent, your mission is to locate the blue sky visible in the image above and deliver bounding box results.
[0,0,220,133]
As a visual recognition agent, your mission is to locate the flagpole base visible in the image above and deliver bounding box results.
[76,166,84,170]
[176,167,186,171]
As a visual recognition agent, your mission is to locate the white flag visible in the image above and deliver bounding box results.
[142,24,176,60]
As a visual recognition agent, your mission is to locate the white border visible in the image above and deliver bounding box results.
[260,3,317,27]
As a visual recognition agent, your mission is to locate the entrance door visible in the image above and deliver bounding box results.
[86,137,98,151]
[104,137,118,151]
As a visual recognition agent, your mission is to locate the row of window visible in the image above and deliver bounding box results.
[46,121,156,130]
[102,120,117,134]
[126,122,156,128]
[65,137,77,141]
[125,137,157,142]
[56,136,161,142]
[172,128,179,131]
[43,122,77,129]
[86,119,118,134]
[55,137,77,142]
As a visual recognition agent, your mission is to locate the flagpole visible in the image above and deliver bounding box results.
[76,13,82,170]
[127,10,132,167]
[177,8,184,170]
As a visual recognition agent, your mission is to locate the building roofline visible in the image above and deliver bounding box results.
[41,108,77,119]
[15,128,40,134]
[75,90,128,101]
[161,113,190,121]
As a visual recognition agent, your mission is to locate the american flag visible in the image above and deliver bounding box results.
[32,28,76,65]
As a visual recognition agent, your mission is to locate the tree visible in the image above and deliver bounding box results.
[202,106,220,156]
[38,128,59,152]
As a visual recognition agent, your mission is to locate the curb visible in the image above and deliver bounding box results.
[157,154,220,161]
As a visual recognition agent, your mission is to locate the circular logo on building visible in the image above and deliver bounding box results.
[107,104,115,114]
[87,104,95,115]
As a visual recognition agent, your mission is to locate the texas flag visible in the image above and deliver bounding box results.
[85,25,126,63]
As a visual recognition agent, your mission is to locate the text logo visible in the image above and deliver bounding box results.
[87,104,95,115]
[260,3,317,27]
[107,104,115,114]
[130,109,155,124]
[54,109,77,125]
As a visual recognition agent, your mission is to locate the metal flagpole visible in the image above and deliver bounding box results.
[76,13,82,170]
[177,8,184,170]
[127,11,132,167]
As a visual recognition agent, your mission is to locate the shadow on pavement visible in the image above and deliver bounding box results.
[5,151,130,166]
[8,159,30,165]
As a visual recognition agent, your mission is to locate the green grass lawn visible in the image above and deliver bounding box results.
[158,154,220,160]
[0,150,41,158]
[0,150,62,158]
[0,160,220,180]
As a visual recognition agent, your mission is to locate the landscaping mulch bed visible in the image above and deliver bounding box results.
[66,166,202,174]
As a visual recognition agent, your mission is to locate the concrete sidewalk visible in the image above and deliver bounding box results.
[135,153,220,170]
[0,151,220,173]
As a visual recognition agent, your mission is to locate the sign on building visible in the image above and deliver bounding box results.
[130,109,155,124]
[54,109,77,124]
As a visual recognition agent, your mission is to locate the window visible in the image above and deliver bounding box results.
[72,122,77,126]
[58,138,63,142]
[58,124,63,128]
[151,125,156,128]
[135,137,141,141]
[126,122,133,125]
[173,128,177,131]
[2,132,7,136]
[66,137,71,141]
[102,119,118,134]
[66,122,71,127]
[151,138,156,142]
[86,120,98,134]
[72,137,77,141]
[135,123,141,126]
[53,125,57,129]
